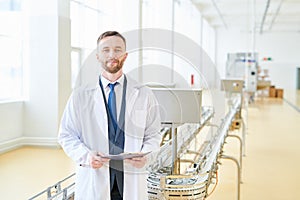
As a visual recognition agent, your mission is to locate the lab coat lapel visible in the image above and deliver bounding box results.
[96,87,109,143]
[115,77,140,146]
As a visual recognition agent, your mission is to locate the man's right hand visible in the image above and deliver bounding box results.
[90,152,110,169]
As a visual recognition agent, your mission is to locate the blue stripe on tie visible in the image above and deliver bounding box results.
[108,83,118,132]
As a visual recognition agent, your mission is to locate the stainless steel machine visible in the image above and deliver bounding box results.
[226,52,258,93]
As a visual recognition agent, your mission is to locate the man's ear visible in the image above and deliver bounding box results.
[123,52,128,61]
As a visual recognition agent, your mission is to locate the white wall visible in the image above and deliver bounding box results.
[23,0,71,138]
[0,102,23,141]
[0,0,71,152]
[22,15,59,138]
[257,32,300,90]
[216,29,300,90]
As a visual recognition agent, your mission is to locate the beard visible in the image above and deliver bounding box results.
[102,58,125,74]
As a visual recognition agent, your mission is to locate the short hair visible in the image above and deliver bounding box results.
[97,31,126,48]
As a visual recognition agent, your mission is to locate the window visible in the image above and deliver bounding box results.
[70,0,139,86]
[0,0,21,11]
[142,0,173,84]
[0,0,24,101]
[70,0,217,87]
[71,48,82,88]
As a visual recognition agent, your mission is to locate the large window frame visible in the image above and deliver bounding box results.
[0,0,24,102]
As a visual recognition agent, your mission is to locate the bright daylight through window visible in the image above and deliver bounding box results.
[0,0,24,101]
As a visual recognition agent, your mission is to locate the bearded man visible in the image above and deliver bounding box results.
[58,31,162,200]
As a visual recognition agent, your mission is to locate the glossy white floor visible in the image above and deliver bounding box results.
[0,92,299,200]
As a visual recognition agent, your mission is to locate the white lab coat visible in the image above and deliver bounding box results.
[58,76,161,200]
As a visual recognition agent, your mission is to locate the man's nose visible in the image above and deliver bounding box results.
[108,50,117,59]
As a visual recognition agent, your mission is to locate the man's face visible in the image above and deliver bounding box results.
[97,36,127,74]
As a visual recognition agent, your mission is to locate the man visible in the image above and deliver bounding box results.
[58,31,161,200]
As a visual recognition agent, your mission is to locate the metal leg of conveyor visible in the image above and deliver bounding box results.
[242,93,249,133]
[227,134,243,171]
[233,118,246,157]
[220,155,241,200]
[240,118,246,156]
[171,126,179,175]
[207,123,219,129]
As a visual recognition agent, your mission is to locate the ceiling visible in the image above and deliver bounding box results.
[192,0,300,33]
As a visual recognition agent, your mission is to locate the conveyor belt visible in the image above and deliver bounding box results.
[28,173,75,200]
[147,98,242,200]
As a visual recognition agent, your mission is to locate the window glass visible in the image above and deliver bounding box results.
[174,0,201,45]
[70,0,216,86]
[202,19,216,62]
[71,48,81,88]
[0,0,23,101]
[0,0,21,11]
[173,0,203,87]
[70,0,140,84]
[142,0,173,84]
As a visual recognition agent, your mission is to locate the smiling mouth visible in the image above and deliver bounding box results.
[108,60,118,65]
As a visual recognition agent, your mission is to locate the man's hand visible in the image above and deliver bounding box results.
[125,155,147,168]
[90,152,110,169]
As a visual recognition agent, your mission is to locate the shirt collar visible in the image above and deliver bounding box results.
[101,74,124,88]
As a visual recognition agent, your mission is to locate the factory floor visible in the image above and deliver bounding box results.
[209,91,300,200]
[0,91,299,200]
[0,147,75,199]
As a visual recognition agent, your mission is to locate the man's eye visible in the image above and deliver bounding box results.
[103,49,109,53]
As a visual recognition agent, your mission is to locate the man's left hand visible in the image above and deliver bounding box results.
[125,156,147,168]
